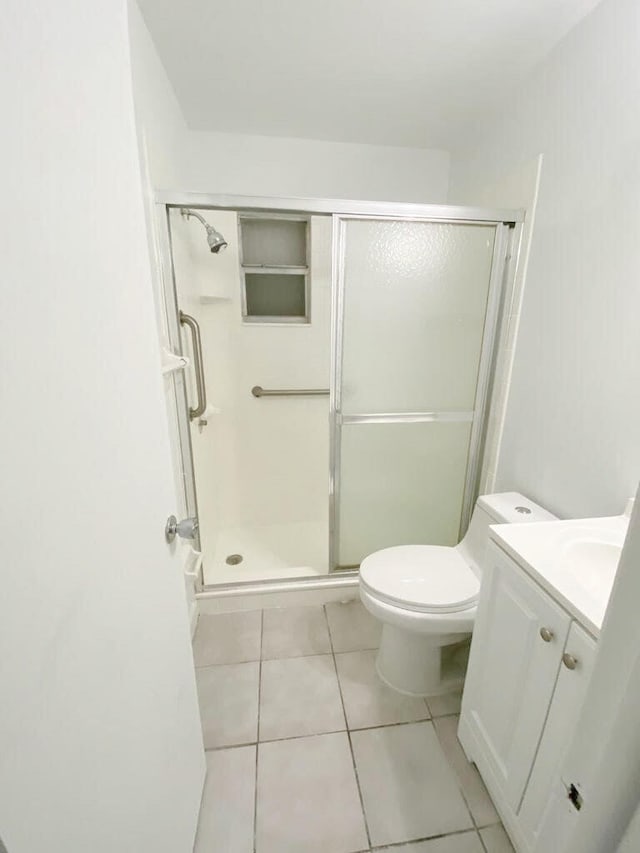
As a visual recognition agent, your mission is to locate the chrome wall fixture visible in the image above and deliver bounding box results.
[165,515,199,543]
[251,385,330,398]
[179,311,207,420]
[180,207,228,253]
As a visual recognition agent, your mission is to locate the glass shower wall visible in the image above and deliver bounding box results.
[332,217,505,569]
[338,420,474,567]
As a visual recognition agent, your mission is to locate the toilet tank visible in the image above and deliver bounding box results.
[457,492,557,576]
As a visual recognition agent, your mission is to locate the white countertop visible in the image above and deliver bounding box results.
[490,515,630,637]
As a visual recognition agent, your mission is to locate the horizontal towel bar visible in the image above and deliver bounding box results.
[251,385,330,398]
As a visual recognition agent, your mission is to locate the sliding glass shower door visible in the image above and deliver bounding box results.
[331,217,509,570]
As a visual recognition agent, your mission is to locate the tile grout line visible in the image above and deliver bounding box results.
[200,607,500,852]
[368,826,484,850]
[430,717,503,850]
[262,643,380,664]
[475,821,511,853]
[253,609,264,853]
[201,706,468,756]
[203,715,469,753]
[432,716,479,833]
[323,603,373,852]
[477,825,490,853]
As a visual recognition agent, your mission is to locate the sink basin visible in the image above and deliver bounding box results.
[490,514,629,635]
[560,536,622,597]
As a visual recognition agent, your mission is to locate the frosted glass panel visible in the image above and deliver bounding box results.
[245,273,306,318]
[341,221,496,413]
[338,422,472,567]
[241,217,307,267]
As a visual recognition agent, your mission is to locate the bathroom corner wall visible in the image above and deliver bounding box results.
[448,0,640,519]
[178,131,450,203]
[129,5,451,204]
[455,155,544,496]
[127,0,188,191]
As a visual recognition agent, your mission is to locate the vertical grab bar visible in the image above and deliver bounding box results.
[179,311,207,420]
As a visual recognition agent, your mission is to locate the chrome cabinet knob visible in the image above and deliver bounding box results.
[165,515,199,543]
[562,653,579,670]
[539,627,554,643]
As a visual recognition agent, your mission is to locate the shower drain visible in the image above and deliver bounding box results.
[225,554,243,566]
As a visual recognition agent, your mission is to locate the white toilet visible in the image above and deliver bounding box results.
[360,492,556,697]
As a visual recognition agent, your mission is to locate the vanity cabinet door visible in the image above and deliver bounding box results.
[459,542,571,812]
[519,621,597,850]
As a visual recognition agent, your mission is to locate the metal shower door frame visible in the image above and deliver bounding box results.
[328,213,518,572]
[153,192,522,590]
[155,204,203,574]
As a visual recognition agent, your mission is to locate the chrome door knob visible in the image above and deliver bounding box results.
[562,653,579,670]
[539,627,554,643]
[165,515,199,543]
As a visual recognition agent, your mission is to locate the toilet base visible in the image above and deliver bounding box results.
[375,623,470,697]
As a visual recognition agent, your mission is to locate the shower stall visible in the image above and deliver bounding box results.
[156,195,522,591]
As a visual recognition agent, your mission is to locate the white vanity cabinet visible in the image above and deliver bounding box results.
[518,621,596,849]
[458,540,597,852]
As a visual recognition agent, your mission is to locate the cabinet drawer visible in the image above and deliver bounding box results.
[461,541,571,812]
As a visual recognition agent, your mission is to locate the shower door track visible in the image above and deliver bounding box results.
[154,193,523,589]
[155,191,524,225]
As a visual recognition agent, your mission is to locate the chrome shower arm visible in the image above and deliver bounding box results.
[180,208,208,228]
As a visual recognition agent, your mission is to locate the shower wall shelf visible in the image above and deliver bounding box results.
[161,350,190,375]
[183,545,203,581]
[199,294,232,305]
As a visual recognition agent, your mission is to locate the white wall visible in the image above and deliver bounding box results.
[468,155,544,495]
[0,1,204,850]
[128,0,188,190]
[222,217,331,534]
[449,0,640,519]
[128,3,450,203]
[180,131,450,202]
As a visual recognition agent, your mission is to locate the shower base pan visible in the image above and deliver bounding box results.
[203,520,328,586]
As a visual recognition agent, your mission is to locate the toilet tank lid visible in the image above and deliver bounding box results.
[477,492,558,524]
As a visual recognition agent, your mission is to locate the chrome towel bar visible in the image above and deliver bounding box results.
[251,385,329,398]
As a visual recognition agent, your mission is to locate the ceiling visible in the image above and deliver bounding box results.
[138,0,601,149]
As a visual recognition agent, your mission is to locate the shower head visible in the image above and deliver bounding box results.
[180,208,228,254]
[205,224,227,254]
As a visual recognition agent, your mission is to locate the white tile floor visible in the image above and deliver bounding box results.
[193,602,514,853]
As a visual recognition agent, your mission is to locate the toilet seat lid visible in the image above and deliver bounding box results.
[360,545,480,614]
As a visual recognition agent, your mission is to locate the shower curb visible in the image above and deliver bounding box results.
[196,574,359,614]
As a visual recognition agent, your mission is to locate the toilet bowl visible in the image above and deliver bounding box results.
[360,492,556,697]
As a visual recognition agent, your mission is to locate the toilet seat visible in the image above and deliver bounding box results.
[360,545,480,614]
